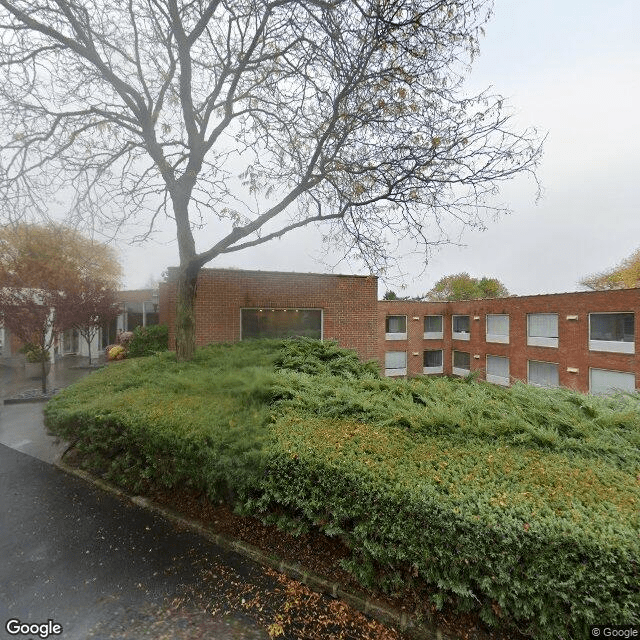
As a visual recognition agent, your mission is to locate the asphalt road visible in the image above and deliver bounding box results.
[0,442,271,640]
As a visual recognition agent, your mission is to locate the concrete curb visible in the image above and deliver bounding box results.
[54,459,462,640]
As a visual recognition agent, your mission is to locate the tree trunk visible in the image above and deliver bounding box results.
[40,355,48,394]
[175,263,200,361]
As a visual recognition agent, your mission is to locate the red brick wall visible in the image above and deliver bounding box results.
[379,289,640,393]
[160,268,379,361]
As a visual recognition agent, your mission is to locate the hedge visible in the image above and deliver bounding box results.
[44,339,640,639]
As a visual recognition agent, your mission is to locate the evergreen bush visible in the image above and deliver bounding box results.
[44,339,640,639]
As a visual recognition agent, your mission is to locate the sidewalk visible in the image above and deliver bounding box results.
[0,356,93,463]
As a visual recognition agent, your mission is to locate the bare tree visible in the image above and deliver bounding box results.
[0,0,542,360]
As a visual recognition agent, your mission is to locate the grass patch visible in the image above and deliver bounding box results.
[45,339,640,639]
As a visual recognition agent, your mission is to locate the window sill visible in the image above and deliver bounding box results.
[486,374,510,386]
[385,333,407,341]
[385,368,407,377]
[423,366,443,375]
[423,332,443,340]
[527,337,558,348]
[589,340,635,354]
[486,335,509,344]
[452,367,470,377]
[452,332,470,341]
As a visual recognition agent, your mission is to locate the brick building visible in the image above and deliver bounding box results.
[159,268,640,395]
[159,268,379,362]
[380,289,640,394]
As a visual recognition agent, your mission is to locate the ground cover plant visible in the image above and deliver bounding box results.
[45,339,640,639]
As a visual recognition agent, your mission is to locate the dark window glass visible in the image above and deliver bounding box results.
[385,315,406,333]
[453,315,470,333]
[453,350,470,369]
[424,315,443,332]
[241,309,322,340]
[423,350,443,367]
[590,313,634,342]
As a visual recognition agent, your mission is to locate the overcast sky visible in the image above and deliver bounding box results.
[119,0,640,298]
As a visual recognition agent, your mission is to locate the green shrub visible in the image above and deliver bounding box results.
[44,339,640,639]
[127,324,169,358]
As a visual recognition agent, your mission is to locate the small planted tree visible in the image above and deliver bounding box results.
[0,223,122,390]
[0,288,71,392]
[65,279,121,365]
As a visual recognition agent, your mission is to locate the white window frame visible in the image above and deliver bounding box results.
[486,355,510,386]
[527,360,559,388]
[385,350,407,377]
[452,350,471,376]
[589,368,636,395]
[423,315,443,340]
[527,313,559,348]
[385,315,407,341]
[486,314,509,344]
[588,312,635,354]
[452,315,470,341]
[423,349,443,375]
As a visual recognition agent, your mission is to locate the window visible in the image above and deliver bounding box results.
[590,368,636,395]
[423,349,443,374]
[423,315,443,339]
[241,308,322,340]
[452,315,470,341]
[527,313,559,348]
[486,314,509,344]
[486,355,510,386]
[589,313,635,354]
[452,350,471,376]
[528,360,559,388]
[385,351,407,376]
[385,315,407,340]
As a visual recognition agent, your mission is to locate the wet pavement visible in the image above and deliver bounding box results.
[0,358,271,640]
[0,443,271,640]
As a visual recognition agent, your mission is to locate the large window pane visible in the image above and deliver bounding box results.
[528,360,559,388]
[385,351,407,376]
[453,350,470,369]
[486,314,509,343]
[241,309,322,339]
[452,315,470,333]
[590,313,634,341]
[527,313,558,348]
[486,355,509,386]
[424,315,443,333]
[590,369,636,395]
[423,350,442,367]
[528,314,558,337]
[385,315,406,333]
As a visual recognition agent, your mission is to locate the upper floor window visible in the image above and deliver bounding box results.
[452,315,470,341]
[385,315,407,340]
[527,313,558,348]
[486,314,509,344]
[385,351,407,376]
[452,350,471,376]
[423,349,443,374]
[589,313,635,354]
[423,315,443,339]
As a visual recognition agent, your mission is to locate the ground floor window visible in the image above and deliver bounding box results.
[486,355,510,386]
[589,368,636,395]
[423,349,443,374]
[385,351,407,376]
[452,350,471,376]
[241,308,322,340]
[528,360,559,388]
